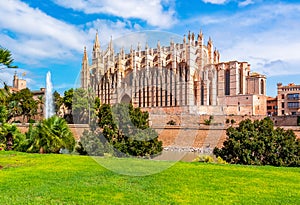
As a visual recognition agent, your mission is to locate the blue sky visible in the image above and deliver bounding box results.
[0,0,300,97]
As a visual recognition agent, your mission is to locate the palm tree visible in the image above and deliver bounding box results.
[0,84,11,106]
[27,116,75,153]
[7,100,22,122]
[0,47,17,69]
[0,105,8,123]
[0,122,25,151]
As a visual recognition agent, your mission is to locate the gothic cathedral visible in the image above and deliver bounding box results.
[81,30,266,116]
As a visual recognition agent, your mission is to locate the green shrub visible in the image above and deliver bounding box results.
[193,155,214,163]
[0,105,8,123]
[204,119,211,125]
[26,116,75,153]
[217,156,227,164]
[0,123,26,151]
[28,119,35,123]
[214,117,300,167]
[77,130,114,156]
[0,143,5,151]
[97,103,163,157]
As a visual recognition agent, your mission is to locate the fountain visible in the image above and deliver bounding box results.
[45,71,55,119]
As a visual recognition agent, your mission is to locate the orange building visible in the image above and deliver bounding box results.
[277,83,300,116]
[267,96,277,116]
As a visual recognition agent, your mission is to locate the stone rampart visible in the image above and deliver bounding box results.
[15,116,300,149]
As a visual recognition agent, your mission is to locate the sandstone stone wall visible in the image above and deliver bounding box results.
[270,115,298,126]
[16,123,89,141]
[15,115,300,150]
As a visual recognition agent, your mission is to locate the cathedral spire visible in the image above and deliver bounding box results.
[145,42,149,50]
[109,35,113,50]
[93,30,100,50]
[198,29,203,46]
[208,36,212,45]
[83,46,88,62]
[199,29,203,38]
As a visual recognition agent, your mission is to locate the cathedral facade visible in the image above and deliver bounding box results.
[81,30,266,116]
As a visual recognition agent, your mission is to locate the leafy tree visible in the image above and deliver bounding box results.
[72,88,95,124]
[9,88,37,122]
[97,103,162,157]
[0,47,17,69]
[53,91,63,114]
[27,116,75,153]
[62,88,74,123]
[77,129,114,156]
[72,88,89,123]
[214,117,300,167]
[63,88,74,110]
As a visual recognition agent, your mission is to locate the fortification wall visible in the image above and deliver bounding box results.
[15,115,300,149]
[270,115,298,126]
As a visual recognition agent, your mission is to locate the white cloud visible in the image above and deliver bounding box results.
[202,0,254,6]
[202,0,227,4]
[0,0,141,66]
[238,0,254,7]
[183,3,300,77]
[52,0,177,28]
[0,0,87,64]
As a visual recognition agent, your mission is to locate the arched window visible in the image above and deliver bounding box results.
[260,79,264,95]
[201,83,204,105]
[239,69,243,94]
[225,69,230,95]
[166,54,171,61]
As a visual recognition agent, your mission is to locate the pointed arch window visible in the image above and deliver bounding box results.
[260,79,264,95]
[225,69,230,96]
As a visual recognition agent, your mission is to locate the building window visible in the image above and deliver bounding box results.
[287,93,300,100]
[282,110,285,115]
[201,84,204,105]
[225,69,230,95]
[281,94,284,99]
[282,102,285,108]
[239,69,243,94]
[288,102,299,108]
[260,79,264,95]
[237,69,240,94]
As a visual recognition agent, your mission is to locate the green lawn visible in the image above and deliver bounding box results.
[0,152,299,205]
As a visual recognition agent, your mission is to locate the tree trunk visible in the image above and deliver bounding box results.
[39,147,44,154]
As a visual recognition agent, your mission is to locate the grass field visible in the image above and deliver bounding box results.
[0,151,299,205]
